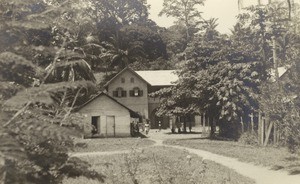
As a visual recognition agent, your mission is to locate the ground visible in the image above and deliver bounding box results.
[65,128,300,184]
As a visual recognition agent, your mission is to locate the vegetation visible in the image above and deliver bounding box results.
[152,0,300,147]
[1,0,300,183]
[0,0,102,183]
[165,138,300,174]
[73,138,155,153]
[65,146,255,184]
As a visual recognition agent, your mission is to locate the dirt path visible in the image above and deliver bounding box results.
[71,129,300,184]
[165,144,300,184]
[146,130,300,184]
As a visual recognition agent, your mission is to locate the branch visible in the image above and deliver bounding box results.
[43,38,67,84]
[3,101,31,127]
[28,0,71,19]
[61,87,83,125]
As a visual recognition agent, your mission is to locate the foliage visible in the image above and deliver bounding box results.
[68,146,254,184]
[73,138,155,153]
[159,0,205,43]
[238,131,259,146]
[165,138,300,174]
[0,0,103,183]
[240,2,300,151]
[152,25,261,138]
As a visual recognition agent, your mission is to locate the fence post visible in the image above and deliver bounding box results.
[264,118,273,146]
[249,113,254,132]
[202,113,206,134]
[273,123,277,144]
[258,112,264,145]
[240,116,244,133]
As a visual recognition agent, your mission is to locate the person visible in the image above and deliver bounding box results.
[130,121,135,136]
[91,125,97,135]
[158,121,161,131]
[145,119,150,135]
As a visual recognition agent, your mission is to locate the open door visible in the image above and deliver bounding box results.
[91,116,100,134]
[106,116,115,137]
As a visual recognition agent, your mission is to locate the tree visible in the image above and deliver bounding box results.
[238,0,294,20]
[159,0,205,44]
[235,1,300,148]
[152,19,261,138]
[0,0,104,183]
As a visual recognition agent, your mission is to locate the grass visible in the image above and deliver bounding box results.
[165,138,300,174]
[64,146,255,184]
[73,137,155,152]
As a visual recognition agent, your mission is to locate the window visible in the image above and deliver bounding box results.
[130,77,134,83]
[121,77,125,83]
[130,87,143,97]
[113,87,127,97]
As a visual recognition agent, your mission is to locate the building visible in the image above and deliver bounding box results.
[105,67,178,129]
[77,92,140,137]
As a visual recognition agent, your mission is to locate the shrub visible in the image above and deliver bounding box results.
[238,131,259,146]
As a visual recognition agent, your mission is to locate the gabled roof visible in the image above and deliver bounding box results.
[76,92,140,118]
[270,66,290,82]
[135,70,178,86]
[104,67,150,87]
[104,67,178,87]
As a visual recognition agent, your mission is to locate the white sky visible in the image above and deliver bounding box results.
[147,0,293,34]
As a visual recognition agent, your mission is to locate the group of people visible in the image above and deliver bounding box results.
[144,120,162,134]
[130,119,163,136]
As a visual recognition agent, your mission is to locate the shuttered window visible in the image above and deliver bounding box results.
[113,87,127,98]
[130,87,143,97]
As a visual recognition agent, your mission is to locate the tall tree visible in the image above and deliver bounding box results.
[152,21,261,138]
[159,0,205,44]
[0,0,103,183]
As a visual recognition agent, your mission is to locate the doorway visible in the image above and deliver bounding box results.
[106,116,115,137]
[91,116,100,134]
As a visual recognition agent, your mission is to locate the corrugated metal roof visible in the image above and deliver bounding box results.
[270,66,289,82]
[135,70,178,86]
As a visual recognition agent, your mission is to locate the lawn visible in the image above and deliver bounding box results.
[165,138,300,175]
[72,137,155,152]
[64,146,255,184]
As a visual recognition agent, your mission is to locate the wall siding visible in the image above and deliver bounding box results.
[107,70,149,118]
[78,95,131,137]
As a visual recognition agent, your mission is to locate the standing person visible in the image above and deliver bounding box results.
[130,121,134,136]
[145,119,150,135]
[158,121,162,131]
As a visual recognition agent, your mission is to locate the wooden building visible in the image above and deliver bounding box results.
[77,92,140,137]
[105,67,179,129]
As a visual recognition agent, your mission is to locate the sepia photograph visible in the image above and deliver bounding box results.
[0,0,299,183]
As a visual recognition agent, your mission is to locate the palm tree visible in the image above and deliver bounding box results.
[99,32,145,72]
[238,0,293,19]
[44,45,96,83]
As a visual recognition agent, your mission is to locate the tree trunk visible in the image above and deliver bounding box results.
[258,0,262,5]
[258,112,264,145]
[273,123,277,144]
[250,113,254,132]
[264,119,273,146]
[202,113,206,134]
[183,116,187,133]
[240,116,244,133]
[210,117,216,138]
[238,0,244,10]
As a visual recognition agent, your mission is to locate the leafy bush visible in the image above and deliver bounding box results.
[238,131,259,146]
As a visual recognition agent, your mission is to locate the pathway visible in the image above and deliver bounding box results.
[71,129,300,184]
[147,129,300,184]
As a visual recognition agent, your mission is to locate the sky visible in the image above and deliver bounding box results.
[146,0,288,34]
